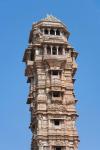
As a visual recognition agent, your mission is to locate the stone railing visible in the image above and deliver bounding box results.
[43,54,67,61]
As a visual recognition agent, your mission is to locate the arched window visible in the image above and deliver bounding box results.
[50,29,55,35]
[47,46,51,54]
[52,47,57,55]
[56,29,60,35]
[58,47,62,55]
[44,29,48,34]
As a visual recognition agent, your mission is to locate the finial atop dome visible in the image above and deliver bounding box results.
[42,14,61,22]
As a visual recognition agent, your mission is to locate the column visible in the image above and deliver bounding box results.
[35,47,39,55]
[54,29,57,35]
[44,45,47,55]
[48,28,50,35]
[51,45,53,55]
[56,46,59,55]
[42,28,45,35]
[63,47,65,55]
[50,145,52,150]
[60,29,62,36]
[39,146,43,150]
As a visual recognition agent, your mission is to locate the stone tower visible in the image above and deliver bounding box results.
[23,15,79,150]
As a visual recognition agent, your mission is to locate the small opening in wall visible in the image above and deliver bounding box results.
[58,47,62,55]
[47,46,51,54]
[53,91,60,97]
[44,29,48,34]
[52,70,59,75]
[52,47,57,55]
[56,29,60,35]
[54,120,60,126]
[55,146,61,150]
[50,29,55,35]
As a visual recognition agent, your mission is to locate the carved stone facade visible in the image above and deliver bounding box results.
[23,15,79,150]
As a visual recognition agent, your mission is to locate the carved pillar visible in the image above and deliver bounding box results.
[56,46,59,55]
[59,29,62,36]
[49,145,52,150]
[44,45,47,55]
[42,28,45,35]
[48,28,50,35]
[40,146,43,150]
[63,47,65,55]
[51,45,53,55]
[54,29,57,35]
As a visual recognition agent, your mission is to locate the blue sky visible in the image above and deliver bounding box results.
[0,0,100,150]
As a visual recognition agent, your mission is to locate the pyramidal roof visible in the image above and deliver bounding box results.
[32,15,68,31]
[41,15,62,23]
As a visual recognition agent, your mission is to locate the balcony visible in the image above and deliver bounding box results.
[27,92,33,104]
[25,65,33,77]
[72,60,77,76]
[43,45,67,66]
[43,55,66,67]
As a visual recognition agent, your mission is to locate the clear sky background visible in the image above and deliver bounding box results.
[0,0,100,150]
